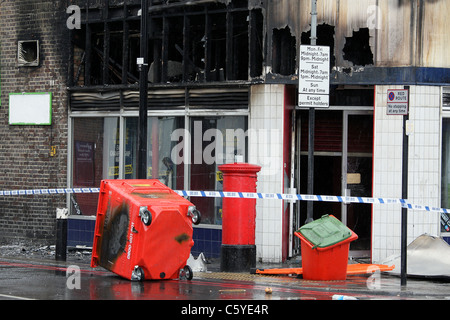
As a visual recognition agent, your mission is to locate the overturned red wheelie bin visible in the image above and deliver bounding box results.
[91,179,201,281]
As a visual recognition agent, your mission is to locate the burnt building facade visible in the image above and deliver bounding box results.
[0,0,69,243]
[1,0,450,263]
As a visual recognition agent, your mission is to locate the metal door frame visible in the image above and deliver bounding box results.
[342,110,373,257]
[292,107,373,258]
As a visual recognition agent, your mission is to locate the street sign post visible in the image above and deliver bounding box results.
[298,45,330,108]
[387,87,410,287]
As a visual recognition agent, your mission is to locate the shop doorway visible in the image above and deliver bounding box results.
[297,110,373,256]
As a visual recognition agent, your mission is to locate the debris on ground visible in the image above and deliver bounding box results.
[380,234,450,279]
[0,243,92,262]
[186,252,208,272]
[332,294,358,300]
[0,243,53,258]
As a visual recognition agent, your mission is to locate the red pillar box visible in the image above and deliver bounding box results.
[218,163,261,272]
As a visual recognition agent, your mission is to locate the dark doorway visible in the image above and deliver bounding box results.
[297,109,373,255]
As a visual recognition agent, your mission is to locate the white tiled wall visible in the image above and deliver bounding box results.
[249,84,285,263]
[372,85,441,262]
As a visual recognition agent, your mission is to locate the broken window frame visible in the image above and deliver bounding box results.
[69,0,264,88]
[272,26,296,76]
[342,28,374,67]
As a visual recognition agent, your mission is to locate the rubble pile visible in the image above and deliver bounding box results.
[0,243,91,262]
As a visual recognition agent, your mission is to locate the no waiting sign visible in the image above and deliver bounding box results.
[387,89,409,115]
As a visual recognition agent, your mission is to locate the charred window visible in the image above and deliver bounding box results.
[71,19,141,87]
[18,40,39,67]
[70,0,263,87]
[301,23,336,70]
[249,9,263,78]
[148,3,252,83]
[272,26,296,76]
[90,24,106,85]
[149,0,186,4]
[207,12,227,81]
[228,10,250,80]
[185,14,206,82]
[342,28,374,66]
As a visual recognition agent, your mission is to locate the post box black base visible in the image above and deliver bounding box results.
[55,218,67,261]
[220,244,256,272]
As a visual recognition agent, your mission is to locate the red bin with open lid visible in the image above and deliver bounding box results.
[294,214,358,280]
[91,179,201,281]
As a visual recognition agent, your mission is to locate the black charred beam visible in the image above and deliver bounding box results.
[183,14,189,83]
[161,16,168,82]
[204,10,212,81]
[85,20,92,86]
[122,19,130,84]
[102,0,110,84]
[92,46,139,83]
[225,10,233,80]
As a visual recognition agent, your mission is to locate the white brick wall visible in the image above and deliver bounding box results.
[249,84,285,263]
[372,85,441,262]
[249,84,442,263]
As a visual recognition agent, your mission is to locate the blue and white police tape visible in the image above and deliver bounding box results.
[0,188,100,196]
[0,187,448,214]
[175,190,449,214]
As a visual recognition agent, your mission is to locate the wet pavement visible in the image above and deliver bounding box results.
[0,249,450,304]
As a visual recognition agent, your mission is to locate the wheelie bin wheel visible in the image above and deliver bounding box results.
[179,265,193,280]
[188,206,201,225]
[131,266,145,281]
[184,265,194,280]
[139,207,152,226]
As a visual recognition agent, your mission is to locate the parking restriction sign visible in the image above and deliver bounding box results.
[387,89,409,115]
[298,45,330,108]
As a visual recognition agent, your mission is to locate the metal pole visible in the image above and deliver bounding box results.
[306,0,317,224]
[310,0,317,47]
[55,218,67,261]
[401,87,409,286]
[55,208,68,261]
[137,0,149,179]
